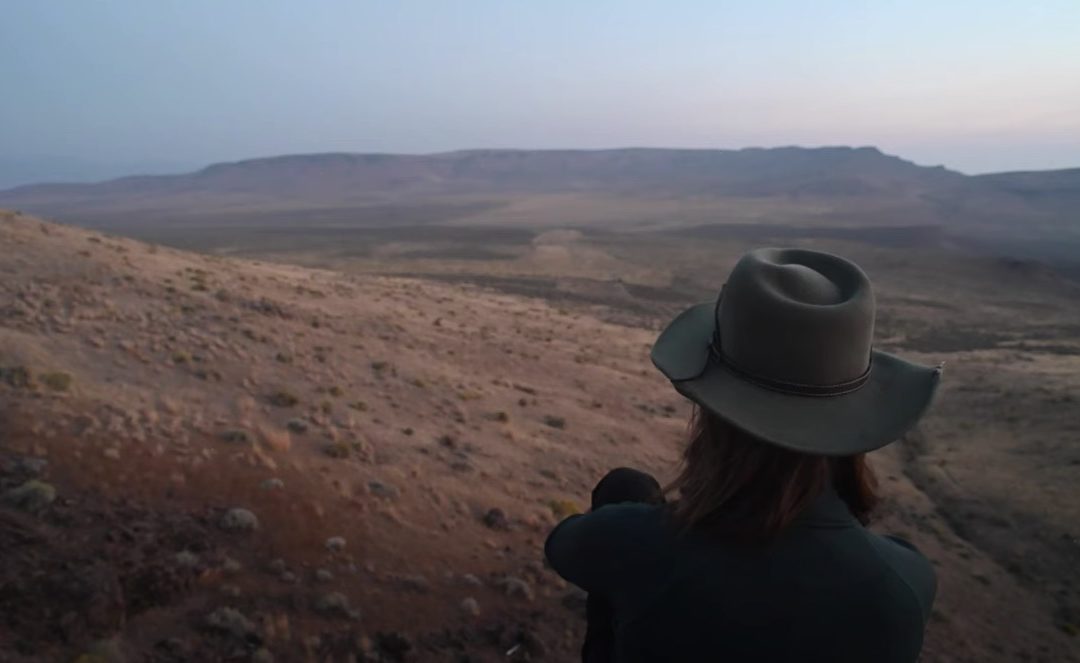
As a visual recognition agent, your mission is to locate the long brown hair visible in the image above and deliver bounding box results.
[667,407,879,542]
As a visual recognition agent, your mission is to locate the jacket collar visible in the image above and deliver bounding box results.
[796,488,858,528]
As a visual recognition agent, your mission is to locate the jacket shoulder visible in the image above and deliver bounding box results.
[865,533,938,623]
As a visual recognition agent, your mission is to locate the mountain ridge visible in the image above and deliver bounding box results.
[0,146,1074,238]
[2,145,957,194]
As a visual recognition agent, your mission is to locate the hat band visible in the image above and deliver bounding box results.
[711,291,872,397]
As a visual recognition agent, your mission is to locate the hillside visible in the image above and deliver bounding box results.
[2,209,1079,661]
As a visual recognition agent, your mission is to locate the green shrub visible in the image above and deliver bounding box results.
[323,442,349,459]
[0,366,34,389]
[39,371,72,392]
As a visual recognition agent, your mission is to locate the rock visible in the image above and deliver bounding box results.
[102,448,121,460]
[286,418,309,433]
[367,480,399,500]
[204,607,256,639]
[325,536,346,552]
[280,571,297,584]
[461,573,482,587]
[252,649,274,663]
[4,456,47,476]
[260,478,285,490]
[3,479,56,512]
[220,508,258,532]
[498,576,534,601]
[175,551,199,568]
[315,568,334,582]
[460,597,480,617]
[314,592,356,618]
[482,507,510,530]
[268,558,287,574]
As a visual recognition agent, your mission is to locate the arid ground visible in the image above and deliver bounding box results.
[2,201,1078,662]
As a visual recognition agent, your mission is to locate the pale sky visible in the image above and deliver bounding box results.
[2,0,1079,187]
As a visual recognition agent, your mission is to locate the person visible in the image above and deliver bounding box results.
[546,248,942,663]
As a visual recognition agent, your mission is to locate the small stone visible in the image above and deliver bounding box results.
[204,607,256,639]
[460,597,480,617]
[315,568,334,582]
[325,536,346,552]
[3,479,56,512]
[220,508,258,532]
[314,591,352,617]
[286,418,309,434]
[103,448,121,460]
[175,550,199,568]
[499,576,534,601]
[252,649,274,663]
[367,480,399,500]
[260,478,285,490]
[280,571,297,584]
[461,573,482,587]
[268,558,287,574]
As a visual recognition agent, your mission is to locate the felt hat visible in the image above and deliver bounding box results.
[651,248,940,455]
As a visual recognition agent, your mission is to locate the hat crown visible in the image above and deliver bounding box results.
[718,248,874,388]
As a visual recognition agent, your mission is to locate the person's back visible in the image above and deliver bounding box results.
[549,498,934,662]
[545,248,942,662]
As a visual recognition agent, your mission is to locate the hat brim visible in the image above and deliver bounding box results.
[651,302,940,456]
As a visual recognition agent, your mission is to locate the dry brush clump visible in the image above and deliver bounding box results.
[0,366,73,392]
[542,415,566,429]
[268,389,300,408]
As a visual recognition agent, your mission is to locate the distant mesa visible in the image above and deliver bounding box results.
[0,146,1075,238]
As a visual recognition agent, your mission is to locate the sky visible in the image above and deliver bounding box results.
[2,0,1079,187]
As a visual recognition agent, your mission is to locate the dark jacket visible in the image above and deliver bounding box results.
[545,490,937,663]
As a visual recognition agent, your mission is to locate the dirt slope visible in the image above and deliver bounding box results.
[0,210,1076,662]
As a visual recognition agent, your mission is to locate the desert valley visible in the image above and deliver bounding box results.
[1,147,1079,662]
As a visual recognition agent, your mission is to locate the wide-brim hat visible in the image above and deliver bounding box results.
[651,248,941,456]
